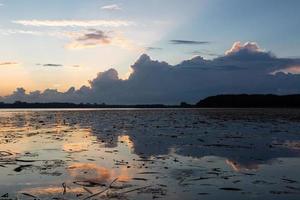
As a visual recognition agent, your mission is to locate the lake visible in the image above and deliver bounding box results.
[0,108,300,200]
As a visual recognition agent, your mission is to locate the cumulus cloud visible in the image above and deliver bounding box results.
[101,4,122,11]
[225,41,263,55]
[13,20,133,27]
[2,41,300,104]
[170,40,210,45]
[222,41,275,62]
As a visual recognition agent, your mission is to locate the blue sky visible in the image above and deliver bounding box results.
[0,0,299,95]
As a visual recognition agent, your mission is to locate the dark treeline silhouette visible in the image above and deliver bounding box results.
[196,94,300,108]
[0,101,183,109]
[1,94,300,108]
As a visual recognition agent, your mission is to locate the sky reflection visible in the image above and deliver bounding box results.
[0,109,300,199]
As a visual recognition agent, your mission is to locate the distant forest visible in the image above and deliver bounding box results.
[196,94,300,108]
[1,94,300,108]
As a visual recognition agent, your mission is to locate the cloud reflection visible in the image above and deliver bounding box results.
[68,163,110,183]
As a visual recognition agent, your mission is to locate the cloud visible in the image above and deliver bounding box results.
[0,28,133,50]
[13,20,133,27]
[78,30,109,41]
[0,27,137,50]
[37,63,82,68]
[272,65,300,74]
[66,29,136,50]
[0,61,19,66]
[42,64,63,67]
[225,41,263,55]
[222,41,275,61]
[65,30,110,49]
[190,50,220,57]
[170,40,210,45]
[101,4,122,11]
[146,47,163,51]
[0,29,43,36]
[2,41,300,104]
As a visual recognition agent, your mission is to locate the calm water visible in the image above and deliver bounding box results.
[0,109,300,200]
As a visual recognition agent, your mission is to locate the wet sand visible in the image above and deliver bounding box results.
[0,108,300,199]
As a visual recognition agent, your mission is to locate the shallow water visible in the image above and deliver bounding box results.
[0,108,300,200]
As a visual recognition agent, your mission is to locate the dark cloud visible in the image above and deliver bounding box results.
[42,64,63,67]
[2,42,300,104]
[67,30,112,49]
[37,63,81,68]
[170,40,210,45]
[77,30,110,43]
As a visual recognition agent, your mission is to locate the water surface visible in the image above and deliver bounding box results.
[0,109,300,199]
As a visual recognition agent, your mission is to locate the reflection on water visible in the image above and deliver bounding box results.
[0,109,300,199]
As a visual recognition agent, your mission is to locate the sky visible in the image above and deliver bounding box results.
[0,0,300,103]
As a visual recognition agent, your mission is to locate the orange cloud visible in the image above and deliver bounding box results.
[225,41,264,55]
[68,163,111,183]
[68,162,132,183]
[273,65,300,74]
